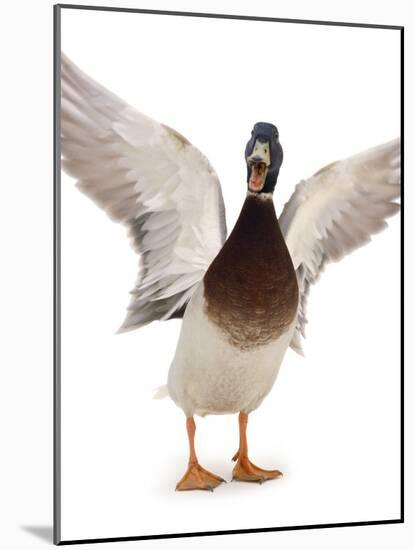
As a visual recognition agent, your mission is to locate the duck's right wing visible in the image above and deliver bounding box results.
[61,53,227,332]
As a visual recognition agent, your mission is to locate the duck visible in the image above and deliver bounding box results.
[61,53,400,491]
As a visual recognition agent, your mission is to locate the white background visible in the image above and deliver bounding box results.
[62,4,400,540]
[59,4,402,542]
[0,1,412,550]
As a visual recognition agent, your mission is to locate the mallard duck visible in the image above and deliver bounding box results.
[61,53,400,491]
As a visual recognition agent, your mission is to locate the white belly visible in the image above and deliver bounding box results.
[167,284,295,417]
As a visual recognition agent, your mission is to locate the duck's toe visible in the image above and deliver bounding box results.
[231,450,239,462]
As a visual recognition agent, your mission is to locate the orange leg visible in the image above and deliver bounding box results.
[232,412,283,483]
[175,417,225,491]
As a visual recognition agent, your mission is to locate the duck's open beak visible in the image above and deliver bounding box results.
[248,159,268,192]
[247,140,271,192]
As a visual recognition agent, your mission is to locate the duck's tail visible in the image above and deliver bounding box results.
[153,384,169,399]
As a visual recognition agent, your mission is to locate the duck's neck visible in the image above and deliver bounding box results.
[227,191,279,247]
[246,190,274,202]
[204,190,285,279]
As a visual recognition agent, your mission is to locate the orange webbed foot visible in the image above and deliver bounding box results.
[232,455,283,483]
[176,462,225,491]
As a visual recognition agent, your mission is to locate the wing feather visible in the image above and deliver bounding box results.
[61,53,227,332]
[280,139,400,354]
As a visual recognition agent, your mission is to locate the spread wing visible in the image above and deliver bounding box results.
[61,53,227,332]
[279,139,400,354]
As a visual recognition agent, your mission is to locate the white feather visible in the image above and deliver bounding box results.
[167,284,296,417]
[279,139,400,353]
[61,53,227,331]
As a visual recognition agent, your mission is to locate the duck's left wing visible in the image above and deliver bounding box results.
[61,53,227,332]
[279,139,400,354]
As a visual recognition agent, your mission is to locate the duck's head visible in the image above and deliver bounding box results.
[245,122,283,194]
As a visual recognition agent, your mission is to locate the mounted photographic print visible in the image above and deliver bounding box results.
[54,4,403,545]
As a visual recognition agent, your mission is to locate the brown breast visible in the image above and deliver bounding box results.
[203,193,299,351]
